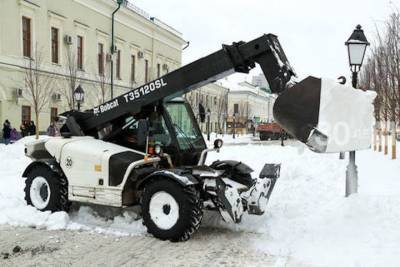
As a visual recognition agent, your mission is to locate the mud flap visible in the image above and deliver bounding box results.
[273,77,376,153]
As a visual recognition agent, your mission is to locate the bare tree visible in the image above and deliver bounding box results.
[95,60,111,105]
[216,91,228,134]
[61,45,80,110]
[23,45,56,139]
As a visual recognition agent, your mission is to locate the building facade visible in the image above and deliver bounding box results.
[185,83,229,134]
[0,0,186,131]
[220,80,276,134]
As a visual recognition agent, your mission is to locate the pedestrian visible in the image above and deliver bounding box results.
[10,128,20,143]
[20,121,28,137]
[28,121,36,136]
[47,121,58,137]
[2,120,11,145]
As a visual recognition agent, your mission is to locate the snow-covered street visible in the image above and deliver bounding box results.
[0,137,400,267]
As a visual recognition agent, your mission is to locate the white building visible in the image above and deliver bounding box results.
[218,79,276,134]
[0,0,185,132]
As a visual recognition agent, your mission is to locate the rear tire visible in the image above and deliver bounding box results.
[141,179,203,242]
[24,166,70,212]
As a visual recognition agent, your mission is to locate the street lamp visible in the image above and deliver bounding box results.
[206,108,211,141]
[233,113,236,139]
[74,85,85,111]
[344,24,370,197]
[111,0,124,99]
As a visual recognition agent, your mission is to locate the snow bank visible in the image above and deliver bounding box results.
[205,144,400,267]
[1,137,400,266]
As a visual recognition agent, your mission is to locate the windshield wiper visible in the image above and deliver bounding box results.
[173,123,196,152]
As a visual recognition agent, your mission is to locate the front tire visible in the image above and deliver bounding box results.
[24,166,69,212]
[141,179,203,242]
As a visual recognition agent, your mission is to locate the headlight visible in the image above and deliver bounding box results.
[154,144,162,155]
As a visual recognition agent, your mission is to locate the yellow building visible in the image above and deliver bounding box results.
[0,0,186,132]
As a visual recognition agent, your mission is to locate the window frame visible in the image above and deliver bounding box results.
[51,27,59,64]
[116,49,121,80]
[98,43,104,75]
[144,59,149,83]
[77,35,84,70]
[50,107,58,123]
[131,55,136,83]
[21,105,31,123]
[22,16,31,58]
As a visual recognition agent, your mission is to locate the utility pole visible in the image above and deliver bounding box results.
[111,0,124,99]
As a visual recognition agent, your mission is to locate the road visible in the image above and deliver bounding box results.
[0,225,310,267]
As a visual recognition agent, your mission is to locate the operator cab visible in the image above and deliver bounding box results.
[109,98,206,166]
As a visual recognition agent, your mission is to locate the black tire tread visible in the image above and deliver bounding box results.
[141,179,203,242]
[24,165,70,212]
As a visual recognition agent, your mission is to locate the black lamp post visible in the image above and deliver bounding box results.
[233,113,236,139]
[206,108,211,141]
[111,0,124,99]
[74,85,85,111]
[344,25,370,197]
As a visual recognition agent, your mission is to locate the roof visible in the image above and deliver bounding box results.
[217,78,273,98]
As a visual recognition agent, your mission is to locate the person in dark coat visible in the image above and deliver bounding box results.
[28,121,36,136]
[20,121,28,137]
[2,120,11,145]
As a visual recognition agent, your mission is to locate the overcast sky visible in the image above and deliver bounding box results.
[134,0,399,82]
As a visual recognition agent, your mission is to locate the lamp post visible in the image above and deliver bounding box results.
[344,25,370,197]
[111,0,124,99]
[233,113,236,139]
[206,108,211,141]
[74,85,85,111]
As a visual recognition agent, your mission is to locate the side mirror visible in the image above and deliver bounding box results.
[199,104,206,123]
[214,139,223,149]
[137,119,149,146]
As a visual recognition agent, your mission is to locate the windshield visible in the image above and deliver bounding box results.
[165,102,205,151]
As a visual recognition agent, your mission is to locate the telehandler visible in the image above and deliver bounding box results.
[22,34,375,241]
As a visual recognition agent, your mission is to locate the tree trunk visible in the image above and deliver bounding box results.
[35,110,39,140]
[384,120,388,155]
[392,121,397,159]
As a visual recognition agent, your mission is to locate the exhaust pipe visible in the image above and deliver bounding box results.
[273,76,376,153]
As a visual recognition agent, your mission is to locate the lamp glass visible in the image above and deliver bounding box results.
[348,43,367,66]
[74,91,84,102]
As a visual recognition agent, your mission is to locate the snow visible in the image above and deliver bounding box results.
[1,136,400,266]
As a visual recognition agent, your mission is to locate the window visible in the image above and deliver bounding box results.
[98,43,104,75]
[234,103,239,114]
[157,63,161,78]
[214,96,217,105]
[50,107,58,122]
[165,102,204,151]
[116,49,121,79]
[131,55,136,83]
[22,17,31,58]
[51,27,59,63]
[145,59,149,83]
[21,106,31,123]
[77,36,83,70]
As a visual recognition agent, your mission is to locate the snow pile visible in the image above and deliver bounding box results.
[1,137,400,266]
[205,144,400,267]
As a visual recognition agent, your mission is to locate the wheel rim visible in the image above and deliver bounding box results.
[149,191,179,230]
[30,176,51,210]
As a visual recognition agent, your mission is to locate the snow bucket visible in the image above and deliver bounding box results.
[273,76,376,153]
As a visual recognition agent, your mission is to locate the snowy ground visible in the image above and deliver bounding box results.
[0,137,399,266]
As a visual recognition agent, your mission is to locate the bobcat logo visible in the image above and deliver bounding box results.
[65,157,73,168]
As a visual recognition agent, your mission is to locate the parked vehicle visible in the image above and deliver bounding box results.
[257,122,287,141]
